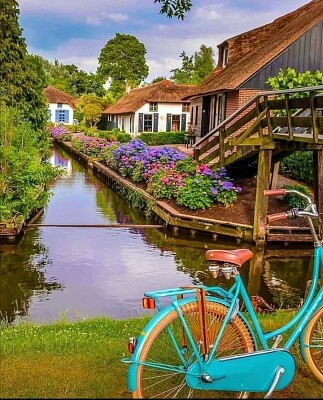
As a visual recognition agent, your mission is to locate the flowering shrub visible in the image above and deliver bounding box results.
[50,125,71,141]
[147,168,186,199]
[106,139,186,183]
[60,134,243,209]
[71,135,115,158]
[175,175,215,209]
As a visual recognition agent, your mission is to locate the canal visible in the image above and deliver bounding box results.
[0,145,314,325]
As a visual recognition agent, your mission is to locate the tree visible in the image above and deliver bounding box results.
[192,44,215,84]
[170,45,215,84]
[154,0,193,19]
[150,76,167,84]
[97,33,149,100]
[0,0,48,131]
[170,51,194,83]
[76,94,107,127]
[39,57,106,97]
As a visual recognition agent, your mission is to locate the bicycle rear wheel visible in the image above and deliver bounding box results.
[303,306,323,383]
[134,300,255,398]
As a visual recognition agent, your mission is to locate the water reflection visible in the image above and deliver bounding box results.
[0,145,314,325]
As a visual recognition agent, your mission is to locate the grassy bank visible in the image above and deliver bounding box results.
[0,311,321,398]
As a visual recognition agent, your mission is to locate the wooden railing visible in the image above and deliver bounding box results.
[193,85,323,167]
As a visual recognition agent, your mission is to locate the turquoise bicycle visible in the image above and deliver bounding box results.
[122,189,323,398]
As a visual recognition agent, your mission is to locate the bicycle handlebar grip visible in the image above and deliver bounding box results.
[267,212,288,223]
[264,189,286,196]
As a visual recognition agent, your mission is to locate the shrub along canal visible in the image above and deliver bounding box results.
[0,145,314,325]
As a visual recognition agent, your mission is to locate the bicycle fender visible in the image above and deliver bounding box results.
[299,304,323,362]
[126,296,256,392]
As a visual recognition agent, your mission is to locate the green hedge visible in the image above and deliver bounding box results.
[279,151,313,185]
[137,131,185,145]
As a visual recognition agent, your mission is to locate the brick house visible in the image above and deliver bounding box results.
[184,0,323,138]
[44,86,77,125]
[103,80,195,136]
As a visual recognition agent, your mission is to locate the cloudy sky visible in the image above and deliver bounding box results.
[18,0,308,82]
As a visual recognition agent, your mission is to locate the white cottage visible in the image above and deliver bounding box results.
[103,80,195,136]
[44,86,77,125]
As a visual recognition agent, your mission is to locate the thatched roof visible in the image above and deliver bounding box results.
[184,0,323,99]
[44,86,77,109]
[104,80,195,114]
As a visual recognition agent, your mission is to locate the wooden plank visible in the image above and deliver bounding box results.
[284,94,293,140]
[310,91,319,143]
[267,234,313,242]
[253,149,272,243]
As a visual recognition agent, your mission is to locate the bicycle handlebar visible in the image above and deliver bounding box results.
[264,189,320,243]
[266,212,288,223]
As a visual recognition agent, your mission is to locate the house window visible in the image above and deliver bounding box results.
[182,103,190,112]
[47,109,51,121]
[195,106,198,125]
[149,102,158,112]
[121,117,125,131]
[57,103,63,108]
[223,47,229,67]
[58,110,67,123]
[144,114,153,131]
[172,115,180,132]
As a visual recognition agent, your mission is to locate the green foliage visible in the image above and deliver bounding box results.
[0,107,63,223]
[170,51,194,83]
[39,57,106,97]
[147,169,184,199]
[284,184,312,210]
[97,33,149,100]
[76,94,107,127]
[175,175,214,209]
[170,44,215,84]
[154,0,192,20]
[267,68,323,91]
[116,131,131,143]
[138,131,185,145]
[279,152,313,185]
[150,76,167,84]
[0,1,47,131]
[267,68,320,186]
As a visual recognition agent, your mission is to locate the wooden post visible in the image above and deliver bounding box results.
[313,149,323,237]
[247,244,265,296]
[270,161,280,189]
[253,149,272,243]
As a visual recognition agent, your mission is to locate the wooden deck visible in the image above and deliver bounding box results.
[193,86,323,243]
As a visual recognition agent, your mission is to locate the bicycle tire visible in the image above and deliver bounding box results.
[134,300,255,398]
[303,306,323,383]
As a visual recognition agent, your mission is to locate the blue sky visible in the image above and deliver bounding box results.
[19,0,308,82]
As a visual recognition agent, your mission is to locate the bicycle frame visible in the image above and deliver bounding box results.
[124,244,322,393]
[123,189,323,395]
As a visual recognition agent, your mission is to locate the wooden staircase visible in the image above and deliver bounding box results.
[193,85,323,243]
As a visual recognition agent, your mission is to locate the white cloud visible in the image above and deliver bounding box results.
[105,13,129,22]
[20,0,309,82]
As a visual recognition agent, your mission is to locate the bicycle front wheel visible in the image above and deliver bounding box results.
[303,306,323,383]
[134,300,255,398]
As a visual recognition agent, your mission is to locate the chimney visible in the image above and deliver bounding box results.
[125,84,132,93]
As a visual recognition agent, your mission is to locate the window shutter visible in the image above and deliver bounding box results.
[64,110,69,123]
[166,113,172,132]
[138,113,143,132]
[181,113,187,131]
[153,113,159,132]
[55,110,60,123]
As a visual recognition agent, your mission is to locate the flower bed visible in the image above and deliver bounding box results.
[53,133,242,210]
